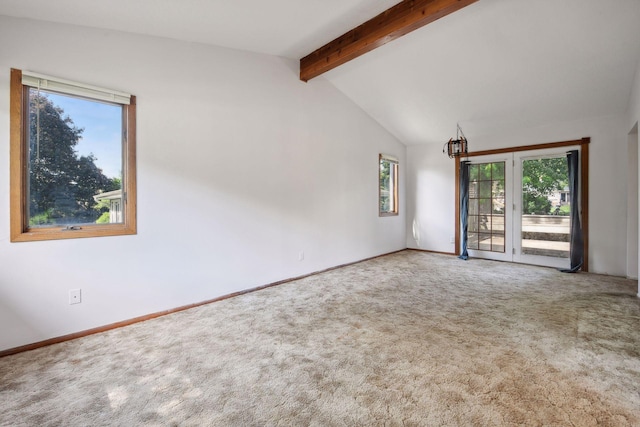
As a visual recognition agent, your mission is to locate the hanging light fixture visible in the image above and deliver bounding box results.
[443,123,468,158]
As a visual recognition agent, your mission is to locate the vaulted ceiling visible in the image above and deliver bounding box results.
[2,0,639,145]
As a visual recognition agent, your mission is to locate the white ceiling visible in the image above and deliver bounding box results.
[0,0,399,58]
[2,0,639,145]
[324,0,640,144]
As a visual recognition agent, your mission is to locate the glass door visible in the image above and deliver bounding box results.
[513,149,571,269]
[466,155,513,262]
[465,148,575,269]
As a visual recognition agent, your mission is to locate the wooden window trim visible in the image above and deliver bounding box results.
[454,138,590,271]
[9,68,137,242]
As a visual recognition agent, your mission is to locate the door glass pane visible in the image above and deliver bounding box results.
[469,182,478,199]
[468,233,479,250]
[469,198,478,215]
[469,215,478,233]
[479,181,492,198]
[492,162,505,179]
[469,164,479,181]
[479,199,492,215]
[492,234,505,252]
[468,161,506,253]
[492,180,505,213]
[492,215,504,232]
[478,233,492,251]
[521,157,570,258]
[479,164,492,180]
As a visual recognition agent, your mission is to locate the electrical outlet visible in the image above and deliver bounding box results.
[450,237,455,244]
[69,289,81,305]
[298,251,304,261]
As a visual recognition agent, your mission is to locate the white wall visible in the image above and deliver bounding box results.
[405,146,456,254]
[629,57,640,133]
[407,114,629,276]
[627,128,638,279]
[0,16,406,352]
[629,56,640,294]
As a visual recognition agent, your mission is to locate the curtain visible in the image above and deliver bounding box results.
[561,150,583,272]
[459,161,470,260]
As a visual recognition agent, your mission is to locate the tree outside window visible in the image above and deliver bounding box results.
[379,155,398,216]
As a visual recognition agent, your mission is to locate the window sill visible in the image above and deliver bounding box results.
[11,223,136,243]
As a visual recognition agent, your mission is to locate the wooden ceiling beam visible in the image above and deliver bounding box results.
[300,0,478,82]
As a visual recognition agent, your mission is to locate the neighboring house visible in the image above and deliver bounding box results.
[549,187,571,208]
[94,189,122,224]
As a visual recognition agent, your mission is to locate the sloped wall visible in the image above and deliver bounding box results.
[0,16,406,351]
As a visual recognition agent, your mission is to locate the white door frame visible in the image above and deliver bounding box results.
[512,147,575,269]
[466,154,514,262]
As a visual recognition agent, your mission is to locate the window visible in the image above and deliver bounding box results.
[10,69,136,242]
[467,162,505,253]
[379,154,399,216]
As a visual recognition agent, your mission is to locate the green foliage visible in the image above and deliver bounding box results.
[96,212,111,224]
[380,159,391,212]
[28,92,116,226]
[523,194,552,215]
[522,157,568,214]
[109,177,121,191]
[469,162,506,215]
[470,162,504,182]
[29,209,54,227]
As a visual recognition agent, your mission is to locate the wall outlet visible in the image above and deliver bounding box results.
[450,237,455,244]
[298,251,304,261]
[69,289,81,305]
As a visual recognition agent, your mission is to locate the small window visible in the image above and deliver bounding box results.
[379,154,399,216]
[10,69,136,242]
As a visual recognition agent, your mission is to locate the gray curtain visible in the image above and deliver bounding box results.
[561,150,583,273]
[459,161,470,260]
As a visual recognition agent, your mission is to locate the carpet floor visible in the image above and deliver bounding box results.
[1,250,639,426]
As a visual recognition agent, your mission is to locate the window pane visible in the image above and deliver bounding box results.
[478,233,492,251]
[521,156,570,258]
[492,234,505,252]
[469,164,478,182]
[467,161,506,254]
[27,89,123,228]
[468,233,479,250]
[479,181,492,198]
[479,164,492,181]
[469,215,478,232]
[469,182,478,199]
[479,199,492,215]
[379,157,398,215]
[492,180,505,213]
[469,198,478,215]
[492,162,505,179]
[492,215,505,232]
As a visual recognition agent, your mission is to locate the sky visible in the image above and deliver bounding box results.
[45,91,122,179]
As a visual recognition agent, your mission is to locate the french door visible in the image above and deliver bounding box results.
[466,154,513,262]
[466,147,574,269]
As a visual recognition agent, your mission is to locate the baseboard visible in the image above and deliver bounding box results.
[407,248,457,256]
[0,249,407,358]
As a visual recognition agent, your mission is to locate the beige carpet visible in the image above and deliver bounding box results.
[1,250,639,426]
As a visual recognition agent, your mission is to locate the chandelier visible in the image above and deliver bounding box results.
[443,123,468,158]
